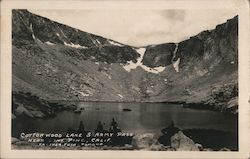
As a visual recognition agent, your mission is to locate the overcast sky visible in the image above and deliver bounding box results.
[29,9,238,47]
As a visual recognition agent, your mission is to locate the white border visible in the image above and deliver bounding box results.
[1,0,249,158]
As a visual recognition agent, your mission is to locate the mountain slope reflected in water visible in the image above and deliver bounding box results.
[12,102,238,150]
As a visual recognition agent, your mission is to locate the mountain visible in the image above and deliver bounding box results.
[12,9,238,118]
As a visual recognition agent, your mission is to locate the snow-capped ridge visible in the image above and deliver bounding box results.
[123,48,166,74]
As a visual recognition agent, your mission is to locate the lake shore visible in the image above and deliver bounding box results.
[11,128,237,151]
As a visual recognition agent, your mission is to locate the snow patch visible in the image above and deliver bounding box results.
[230,61,235,64]
[64,42,88,49]
[109,40,124,47]
[45,41,55,45]
[95,62,99,65]
[172,43,179,60]
[59,29,67,38]
[172,44,181,73]
[103,72,112,79]
[117,94,123,98]
[29,23,42,43]
[56,33,60,37]
[71,85,91,97]
[31,32,36,39]
[29,23,37,40]
[141,65,165,73]
[107,75,112,79]
[173,58,180,72]
[96,39,101,45]
[123,48,165,74]
[79,92,90,97]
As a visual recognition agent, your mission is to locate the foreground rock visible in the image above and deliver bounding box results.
[11,119,233,151]
[132,133,170,151]
[11,137,19,144]
[226,97,238,114]
[12,131,202,151]
[171,131,199,151]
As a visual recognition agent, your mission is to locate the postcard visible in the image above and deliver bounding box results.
[1,0,249,158]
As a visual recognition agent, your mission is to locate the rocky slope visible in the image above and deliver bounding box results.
[12,9,238,118]
[143,16,238,113]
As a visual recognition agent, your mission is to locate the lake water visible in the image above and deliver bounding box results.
[12,102,237,136]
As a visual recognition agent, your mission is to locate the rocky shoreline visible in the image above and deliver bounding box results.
[12,90,237,120]
[163,82,238,114]
[12,91,77,119]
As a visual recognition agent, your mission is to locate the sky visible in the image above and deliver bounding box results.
[29,9,238,47]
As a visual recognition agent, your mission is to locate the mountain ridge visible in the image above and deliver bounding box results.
[12,9,238,118]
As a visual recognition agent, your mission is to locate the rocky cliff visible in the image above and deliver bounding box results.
[12,9,238,117]
[142,16,238,113]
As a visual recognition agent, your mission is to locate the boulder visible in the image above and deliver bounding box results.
[132,133,162,150]
[12,114,16,119]
[15,104,34,118]
[227,97,238,109]
[170,131,199,151]
[11,137,19,144]
[31,110,45,118]
[149,143,170,151]
[195,143,203,151]
[219,147,231,151]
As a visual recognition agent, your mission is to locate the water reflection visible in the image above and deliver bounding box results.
[12,102,237,136]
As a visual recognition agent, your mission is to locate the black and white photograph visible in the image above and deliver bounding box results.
[10,8,239,151]
[1,0,250,158]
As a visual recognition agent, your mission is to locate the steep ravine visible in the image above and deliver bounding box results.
[12,10,238,119]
